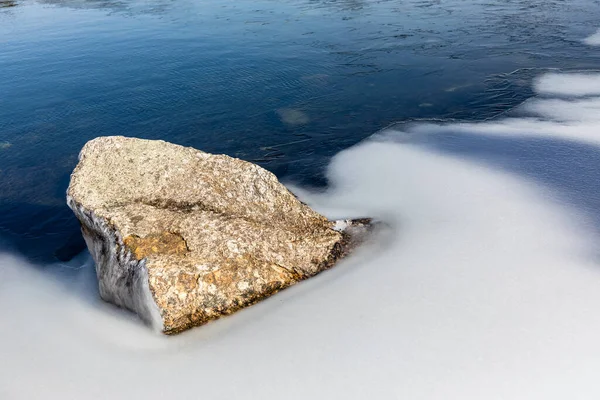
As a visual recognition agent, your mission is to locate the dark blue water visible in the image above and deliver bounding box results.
[1,0,599,262]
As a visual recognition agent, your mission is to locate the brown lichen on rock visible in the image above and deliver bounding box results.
[67,136,370,334]
[124,232,189,260]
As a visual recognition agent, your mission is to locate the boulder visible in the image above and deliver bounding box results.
[67,136,369,334]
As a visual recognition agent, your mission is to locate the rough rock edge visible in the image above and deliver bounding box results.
[67,195,164,331]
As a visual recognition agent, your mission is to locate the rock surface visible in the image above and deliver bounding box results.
[67,136,369,334]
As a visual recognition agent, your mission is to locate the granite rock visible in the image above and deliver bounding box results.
[67,136,369,334]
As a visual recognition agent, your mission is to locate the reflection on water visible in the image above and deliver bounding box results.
[1,0,600,262]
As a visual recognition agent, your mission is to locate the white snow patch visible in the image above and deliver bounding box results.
[534,73,600,97]
[332,219,349,231]
[583,29,600,46]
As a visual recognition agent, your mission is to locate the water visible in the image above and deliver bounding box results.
[2,1,600,398]
[2,0,600,261]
